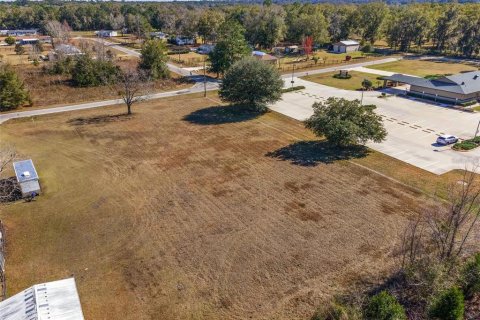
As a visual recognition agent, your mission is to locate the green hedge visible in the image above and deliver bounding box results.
[282,86,306,93]
[453,137,480,151]
[429,287,464,320]
[333,73,352,79]
[168,50,191,55]
[460,100,477,107]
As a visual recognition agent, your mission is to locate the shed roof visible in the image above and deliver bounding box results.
[0,278,84,320]
[335,40,359,46]
[13,160,38,183]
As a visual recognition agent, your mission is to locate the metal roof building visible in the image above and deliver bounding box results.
[0,278,85,320]
[332,40,360,53]
[383,71,480,104]
[13,160,41,198]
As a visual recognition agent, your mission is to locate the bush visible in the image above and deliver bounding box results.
[4,36,15,46]
[282,86,305,93]
[462,253,480,298]
[167,49,190,55]
[453,140,478,151]
[44,56,76,75]
[333,73,352,79]
[71,55,119,87]
[14,44,25,55]
[312,300,362,320]
[362,43,373,53]
[459,100,477,107]
[429,287,464,320]
[364,291,407,320]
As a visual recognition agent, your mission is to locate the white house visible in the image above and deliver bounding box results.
[197,44,215,54]
[332,40,360,53]
[0,278,85,320]
[150,31,167,40]
[96,30,118,37]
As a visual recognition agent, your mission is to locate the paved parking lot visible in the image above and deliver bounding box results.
[271,78,480,174]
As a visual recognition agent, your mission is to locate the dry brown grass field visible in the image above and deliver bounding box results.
[0,93,465,319]
[5,63,189,112]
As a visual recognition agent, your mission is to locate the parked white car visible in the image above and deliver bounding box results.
[436,135,458,145]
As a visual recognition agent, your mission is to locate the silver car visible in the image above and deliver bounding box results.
[436,135,458,145]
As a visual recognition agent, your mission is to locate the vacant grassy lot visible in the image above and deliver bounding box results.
[301,71,383,91]
[369,58,479,77]
[0,93,463,319]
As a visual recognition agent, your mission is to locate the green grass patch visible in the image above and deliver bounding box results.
[302,71,382,91]
[369,59,478,77]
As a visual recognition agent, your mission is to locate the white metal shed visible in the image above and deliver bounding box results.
[0,278,85,320]
[13,160,41,198]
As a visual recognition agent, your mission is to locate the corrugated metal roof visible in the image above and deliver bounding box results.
[335,40,359,46]
[13,160,38,183]
[383,72,480,95]
[0,278,84,320]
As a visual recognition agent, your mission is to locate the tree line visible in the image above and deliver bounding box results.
[1,2,480,57]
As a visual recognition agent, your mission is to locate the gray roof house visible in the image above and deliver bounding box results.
[13,159,41,197]
[383,71,480,104]
[0,278,84,320]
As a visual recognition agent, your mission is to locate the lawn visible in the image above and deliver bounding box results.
[369,58,479,77]
[0,93,465,319]
[301,71,384,91]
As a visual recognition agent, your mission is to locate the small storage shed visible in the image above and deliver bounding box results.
[13,159,41,198]
[332,40,360,53]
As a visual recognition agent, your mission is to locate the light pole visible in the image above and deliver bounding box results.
[475,120,480,138]
[291,63,295,88]
[203,58,207,98]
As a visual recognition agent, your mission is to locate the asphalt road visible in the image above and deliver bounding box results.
[0,53,398,124]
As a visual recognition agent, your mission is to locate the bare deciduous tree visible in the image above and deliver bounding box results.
[113,68,152,115]
[0,144,19,203]
[401,165,480,268]
[44,20,72,46]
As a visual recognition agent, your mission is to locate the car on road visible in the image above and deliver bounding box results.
[436,134,458,145]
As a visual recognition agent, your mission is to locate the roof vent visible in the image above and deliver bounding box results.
[474,75,479,80]
[22,171,31,177]
[461,81,465,85]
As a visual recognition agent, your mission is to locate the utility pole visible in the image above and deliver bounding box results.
[203,58,207,97]
[361,89,364,106]
[475,120,480,138]
[291,63,295,88]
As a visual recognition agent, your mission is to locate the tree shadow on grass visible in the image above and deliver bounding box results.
[0,177,22,203]
[182,105,264,125]
[266,140,370,166]
[67,113,133,126]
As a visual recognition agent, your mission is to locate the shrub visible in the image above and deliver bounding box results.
[453,141,478,151]
[312,300,362,320]
[71,55,119,87]
[44,56,76,75]
[14,44,25,55]
[364,291,407,320]
[462,253,480,298]
[361,43,373,53]
[459,100,477,107]
[4,36,15,45]
[333,73,352,79]
[282,86,305,93]
[429,287,464,320]
[362,79,373,90]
